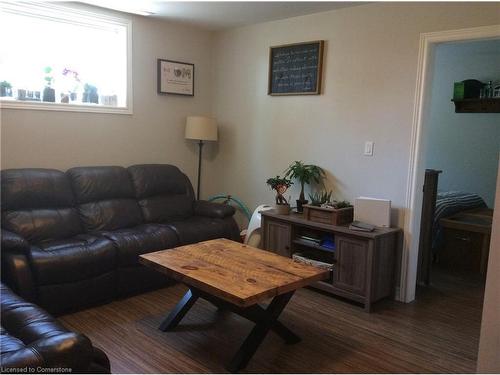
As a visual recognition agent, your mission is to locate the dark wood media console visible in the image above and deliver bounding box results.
[261,210,402,312]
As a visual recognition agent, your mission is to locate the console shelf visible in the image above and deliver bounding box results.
[262,210,402,312]
[292,238,335,253]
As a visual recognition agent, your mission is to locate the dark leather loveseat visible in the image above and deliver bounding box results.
[1,164,239,314]
[1,282,110,373]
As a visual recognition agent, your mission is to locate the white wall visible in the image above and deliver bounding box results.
[207,3,500,228]
[0,5,214,187]
[424,39,500,207]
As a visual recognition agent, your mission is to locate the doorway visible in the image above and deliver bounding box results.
[417,39,499,287]
[399,25,500,372]
[400,25,500,304]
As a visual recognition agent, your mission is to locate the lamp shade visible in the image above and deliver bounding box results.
[185,116,218,141]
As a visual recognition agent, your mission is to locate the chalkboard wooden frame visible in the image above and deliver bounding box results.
[268,40,324,96]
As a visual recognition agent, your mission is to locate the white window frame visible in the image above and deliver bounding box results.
[0,1,133,115]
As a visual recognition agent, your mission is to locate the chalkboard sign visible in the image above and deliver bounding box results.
[268,40,324,96]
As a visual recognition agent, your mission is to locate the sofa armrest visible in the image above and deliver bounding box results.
[31,332,94,372]
[1,283,103,373]
[1,333,95,372]
[194,200,235,219]
[0,347,44,370]
[1,229,29,254]
[1,230,36,301]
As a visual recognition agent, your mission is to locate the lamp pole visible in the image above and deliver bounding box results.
[196,140,204,200]
[185,116,217,201]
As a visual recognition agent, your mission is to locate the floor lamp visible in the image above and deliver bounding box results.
[185,116,218,200]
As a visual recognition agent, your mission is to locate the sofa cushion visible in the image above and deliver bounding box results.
[1,169,75,211]
[168,216,240,245]
[100,223,178,266]
[67,166,143,231]
[116,266,171,297]
[29,234,116,286]
[128,164,195,223]
[3,209,82,244]
[1,169,82,242]
[36,273,115,315]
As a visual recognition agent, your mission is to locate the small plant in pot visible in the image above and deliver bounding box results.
[61,68,81,102]
[0,80,12,97]
[284,161,325,213]
[42,66,55,102]
[82,83,99,104]
[333,200,352,209]
[266,175,293,215]
[309,190,333,207]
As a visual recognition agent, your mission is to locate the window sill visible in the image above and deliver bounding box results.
[0,99,133,115]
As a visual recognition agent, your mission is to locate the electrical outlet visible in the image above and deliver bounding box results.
[364,141,374,156]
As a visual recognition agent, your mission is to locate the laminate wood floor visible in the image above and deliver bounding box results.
[59,269,484,373]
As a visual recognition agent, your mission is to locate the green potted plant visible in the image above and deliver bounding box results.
[309,190,333,207]
[266,175,293,215]
[62,68,81,102]
[42,66,55,102]
[0,80,12,97]
[82,83,99,104]
[284,161,325,213]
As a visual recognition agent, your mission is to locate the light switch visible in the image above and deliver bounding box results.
[364,141,374,156]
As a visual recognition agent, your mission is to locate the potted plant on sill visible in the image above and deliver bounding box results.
[62,68,81,102]
[0,80,12,97]
[266,175,292,215]
[82,83,99,104]
[284,161,325,213]
[303,191,353,226]
[42,66,55,102]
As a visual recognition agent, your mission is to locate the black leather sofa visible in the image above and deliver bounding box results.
[1,164,240,314]
[1,282,110,373]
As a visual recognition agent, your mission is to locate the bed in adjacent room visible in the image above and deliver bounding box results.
[418,169,492,284]
[432,190,487,252]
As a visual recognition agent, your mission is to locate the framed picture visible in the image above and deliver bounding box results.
[268,40,324,96]
[157,59,194,96]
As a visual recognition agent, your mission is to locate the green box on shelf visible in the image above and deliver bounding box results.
[453,79,483,100]
[453,82,465,100]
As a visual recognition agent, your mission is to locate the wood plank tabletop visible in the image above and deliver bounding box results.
[140,238,329,307]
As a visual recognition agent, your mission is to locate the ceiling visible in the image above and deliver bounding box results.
[77,1,364,30]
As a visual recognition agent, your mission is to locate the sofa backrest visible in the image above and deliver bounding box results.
[1,169,83,243]
[67,166,143,232]
[128,164,195,223]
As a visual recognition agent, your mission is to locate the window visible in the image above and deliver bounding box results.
[0,1,132,114]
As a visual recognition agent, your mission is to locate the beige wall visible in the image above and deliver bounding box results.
[0,6,214,187]
[477,160,500,373]
[1,3,499,220]
[207,3,500,228]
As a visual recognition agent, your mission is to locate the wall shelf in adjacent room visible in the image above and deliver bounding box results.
[451,98,500,113]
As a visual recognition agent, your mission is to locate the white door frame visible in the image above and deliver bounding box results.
[399,24,500,303]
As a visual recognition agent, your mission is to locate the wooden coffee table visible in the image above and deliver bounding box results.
[140,238,329,372]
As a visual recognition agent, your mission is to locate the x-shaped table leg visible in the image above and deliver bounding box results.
[226,291,296,372]
[158,288,299,372]
[159,288,198,331]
